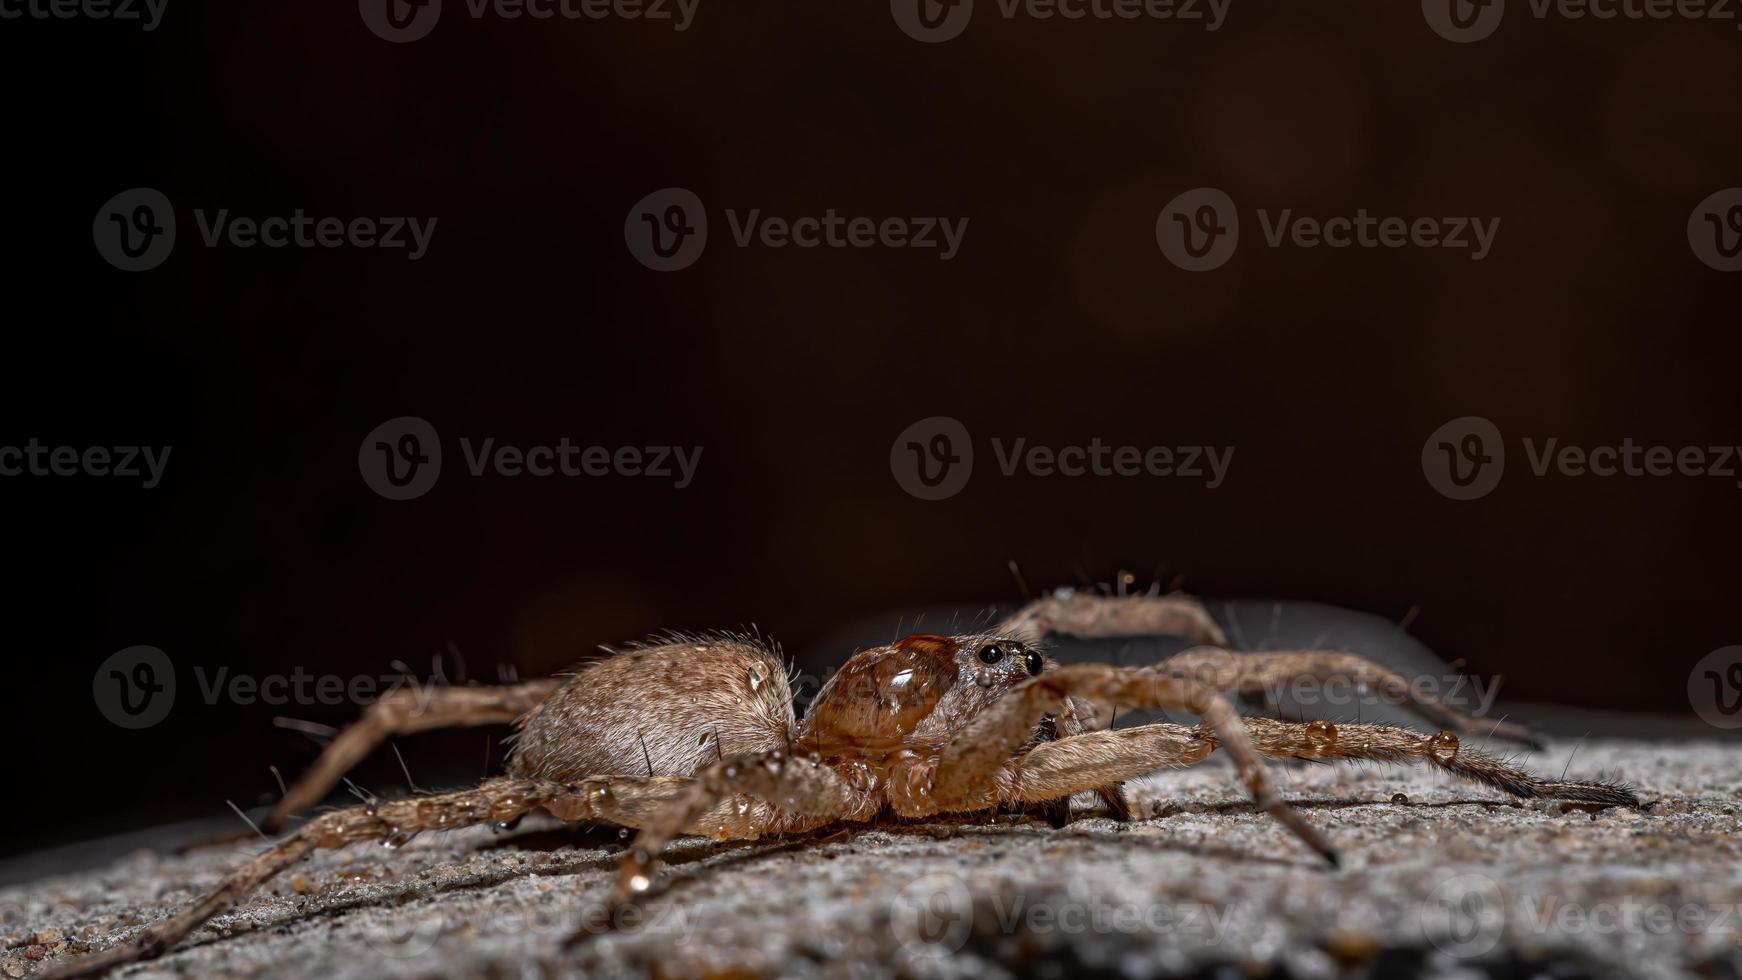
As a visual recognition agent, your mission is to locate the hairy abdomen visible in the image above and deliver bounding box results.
[506,637,795,782]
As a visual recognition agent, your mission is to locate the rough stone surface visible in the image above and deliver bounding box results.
[6,740,1741,980]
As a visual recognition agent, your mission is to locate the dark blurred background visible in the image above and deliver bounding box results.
[2,1,1738,856]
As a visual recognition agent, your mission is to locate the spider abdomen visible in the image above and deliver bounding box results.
[506,637,795,782]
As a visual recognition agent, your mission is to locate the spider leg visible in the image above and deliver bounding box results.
[579,750,855,944]
[933,662,1340,867]
[1166,647,1542,747]
[997,591,1228,647]
[1012,720,1639,807]
[998,593,1538,747]
[262,679,561,832]
[41,774,695,980]
[1051,696,1133,822]
[994,591,1223,818]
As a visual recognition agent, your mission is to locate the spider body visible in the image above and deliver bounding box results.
[41,590,1643,979]
[506,631,1112,836]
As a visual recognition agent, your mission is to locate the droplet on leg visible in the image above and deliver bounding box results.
[1427,730,1460,764]
[1305,719,1339,750]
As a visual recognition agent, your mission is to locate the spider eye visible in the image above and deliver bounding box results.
[977,644,1005,665]
[1024,649,1044,675]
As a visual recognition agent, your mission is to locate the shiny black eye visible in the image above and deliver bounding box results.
[1024,649,1044,675]
[977,644,1005,665]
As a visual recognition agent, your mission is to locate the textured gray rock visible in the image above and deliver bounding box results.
[6,739,1741,980]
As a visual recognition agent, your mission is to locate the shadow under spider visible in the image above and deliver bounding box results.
[878,820,1309,869]
[1149,796,1534,818]
[137,792,1559,964]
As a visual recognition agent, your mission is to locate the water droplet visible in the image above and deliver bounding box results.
[1427,730,1460,764]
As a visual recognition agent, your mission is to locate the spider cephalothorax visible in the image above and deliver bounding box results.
[42,590,1641,979]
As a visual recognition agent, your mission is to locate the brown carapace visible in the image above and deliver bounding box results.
[42,590,1640,978]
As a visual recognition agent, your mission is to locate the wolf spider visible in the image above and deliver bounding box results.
[43,590,1638,977]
